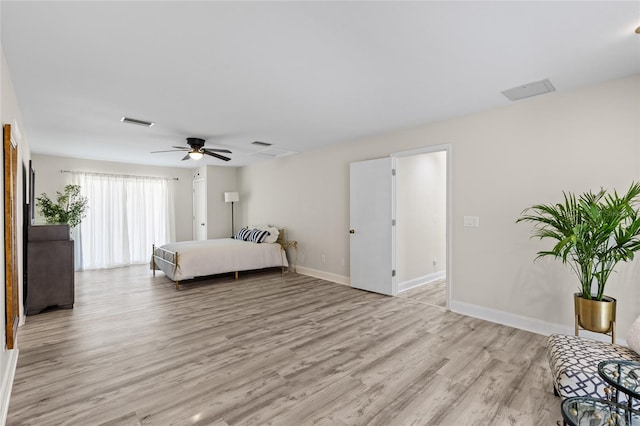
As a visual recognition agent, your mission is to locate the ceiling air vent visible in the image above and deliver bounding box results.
[252,141,272,147]
[249,148,296,159]
[120,116,155,127]
[502,78,555,101]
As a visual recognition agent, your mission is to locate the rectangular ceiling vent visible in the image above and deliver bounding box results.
[502,78,556,102]
[252,141,272,147]
[120,116,155,127]
[249,148,296,159]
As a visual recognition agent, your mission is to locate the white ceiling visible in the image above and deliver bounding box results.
[1,1,639,168]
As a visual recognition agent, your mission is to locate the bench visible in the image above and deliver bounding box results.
[547,315,640,405]
[548,334,639,397]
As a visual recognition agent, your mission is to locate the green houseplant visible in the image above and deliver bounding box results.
[36,184,88,228]
[517,182,640,339]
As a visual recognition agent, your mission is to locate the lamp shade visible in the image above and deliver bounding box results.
[189,151,204,160]
[224,192,239,203]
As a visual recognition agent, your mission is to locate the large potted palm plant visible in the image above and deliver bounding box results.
[517,182,640,341]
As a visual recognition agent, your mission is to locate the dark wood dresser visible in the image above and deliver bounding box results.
[26,224,74,315]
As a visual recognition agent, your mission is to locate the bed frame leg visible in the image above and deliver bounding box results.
[175,281,180,290]
[235,271,238,280]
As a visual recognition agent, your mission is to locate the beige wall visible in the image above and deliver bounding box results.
[31,154,194,242]
[205,165,239,239]
[396,151,446,285]
[238,74,640,338]
[1,46,32,419]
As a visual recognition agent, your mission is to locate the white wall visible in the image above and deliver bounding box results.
[31,154,194,242]
[205,165,239,239]
[238,74,640,340]
[396,151,446,285]
[0,46,30,424]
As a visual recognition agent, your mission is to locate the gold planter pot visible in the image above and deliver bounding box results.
[574,293,616,343]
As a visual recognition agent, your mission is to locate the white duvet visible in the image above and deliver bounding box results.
[154,238,288,281]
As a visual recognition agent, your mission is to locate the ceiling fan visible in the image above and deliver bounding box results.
[151,137,232,161]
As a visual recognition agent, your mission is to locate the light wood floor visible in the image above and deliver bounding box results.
[8,266,561,425]
[398,279,447,308]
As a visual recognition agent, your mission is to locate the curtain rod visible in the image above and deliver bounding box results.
[60,170,179,181]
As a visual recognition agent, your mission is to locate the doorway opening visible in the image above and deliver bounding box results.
[393,145,450,308]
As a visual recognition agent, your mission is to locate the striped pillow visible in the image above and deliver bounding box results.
[247,228,270,243]
[234,227,250,241]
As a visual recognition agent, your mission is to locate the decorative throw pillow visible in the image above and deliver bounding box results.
[263,227,279,244]
[234,227,250,241]
[250,224,279,244]
[627,315,640,355]
[247,228,270,243]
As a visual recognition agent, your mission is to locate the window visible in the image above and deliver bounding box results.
[72,172,175,270]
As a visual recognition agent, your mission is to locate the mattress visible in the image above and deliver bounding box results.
[154,238,288,281]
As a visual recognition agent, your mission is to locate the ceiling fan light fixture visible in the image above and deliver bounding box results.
[189,150,204,160]
[636,26,640,34]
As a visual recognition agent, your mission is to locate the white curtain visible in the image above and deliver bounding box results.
[71,172,175,270]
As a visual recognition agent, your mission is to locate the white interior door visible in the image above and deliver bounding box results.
[193,178,207,240]
[350,157,395,296]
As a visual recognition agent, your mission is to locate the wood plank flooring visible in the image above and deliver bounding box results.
[398,279,447,308]
[8,266,561,425]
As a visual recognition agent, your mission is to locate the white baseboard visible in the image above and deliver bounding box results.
[450,300,628,346]
[294,269,627,346]
[0,349,18,426]
[398,271,446,293]
[296,266,350,286]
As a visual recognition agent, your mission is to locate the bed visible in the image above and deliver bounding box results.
[152,226,289,289]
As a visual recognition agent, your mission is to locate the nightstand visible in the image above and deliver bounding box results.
[281,240,298,273]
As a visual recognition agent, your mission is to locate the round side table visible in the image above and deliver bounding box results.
[561,397,640,426]
[598,360,640,409]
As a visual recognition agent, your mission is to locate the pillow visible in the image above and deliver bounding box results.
[250,225,280,244]
[247,228,270,243]
[627,315,640,354]
[234,227,250,241]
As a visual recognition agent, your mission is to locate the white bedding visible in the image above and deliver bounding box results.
[154,238,288,281]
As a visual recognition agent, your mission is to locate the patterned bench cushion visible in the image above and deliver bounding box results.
[547,334,640,402]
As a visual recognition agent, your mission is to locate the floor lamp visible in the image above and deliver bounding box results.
[224,191,239,237]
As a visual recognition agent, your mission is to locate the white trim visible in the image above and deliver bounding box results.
[0,349,18,426]
[391,144,452,309]
[391,144,451,159]
[398,270,446,293]
[391,156,398,296]
[450,300,628,346]
[296,266,350,286]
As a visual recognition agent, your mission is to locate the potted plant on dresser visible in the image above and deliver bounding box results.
[517,182,640,342]
[36,184,88,228]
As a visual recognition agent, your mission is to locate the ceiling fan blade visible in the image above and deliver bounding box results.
[151,149,189,153]
[203,148,232,154]
[203,151,231,161]
[171,146,190,150]
[181,154,191,161]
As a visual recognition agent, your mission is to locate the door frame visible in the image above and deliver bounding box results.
[391,144,452,308]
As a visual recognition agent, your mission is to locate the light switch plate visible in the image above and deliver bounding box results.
[463,216,480,227]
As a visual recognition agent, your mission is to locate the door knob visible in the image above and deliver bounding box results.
[349,229,355,234]
[201,223,205,226]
